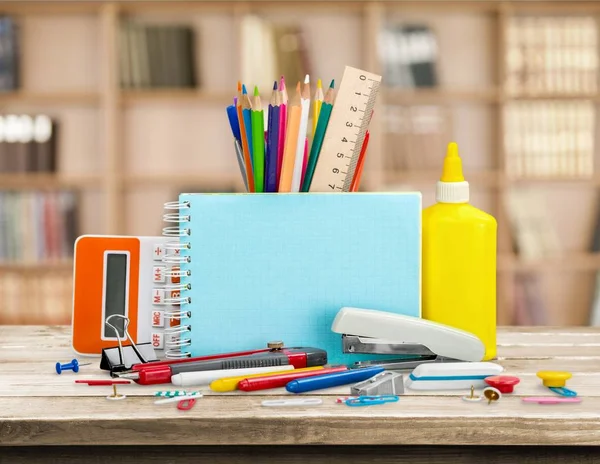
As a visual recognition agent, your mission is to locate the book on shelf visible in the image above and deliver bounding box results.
[588,194,600,326]
[505,15,598,95]
[0,272,72,325]
[0,16,19,92]
[513,273,547,325]
[379,23,438,88]
[0,114,57,174]
[240,15,311,90]
[503,101,595,178]
[0,191,78,265]
[120,21,197,89]
[383,104,452,173]
[504,187,561,262]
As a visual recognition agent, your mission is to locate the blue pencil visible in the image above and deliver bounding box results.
[266,81,280,192]
[242,84,253,166]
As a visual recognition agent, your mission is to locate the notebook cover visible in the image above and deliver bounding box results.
[179,192,421,366]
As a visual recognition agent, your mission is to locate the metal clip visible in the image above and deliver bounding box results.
[351,371,404,396]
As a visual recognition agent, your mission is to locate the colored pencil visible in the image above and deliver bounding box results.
[313,78,323,136]
[236,82,255,192]
[350,130,370,192]
[234,139,249,192]
[301,79,335,192]
[278,82,302,192]
[242,84,254,166]
[251,86,265,193]
[290,74,311,192]
[277,76,288,187]
[266,81,280,192]
[301,137,308,188]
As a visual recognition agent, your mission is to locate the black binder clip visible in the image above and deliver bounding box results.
[100,314,159,376]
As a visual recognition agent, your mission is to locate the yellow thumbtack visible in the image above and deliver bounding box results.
[536,371,572,388]
[536,371,577,397]
[462,385,483,403]
[482,387,501,405]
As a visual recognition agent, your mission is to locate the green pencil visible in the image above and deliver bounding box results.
[301,79,335,192]
[251,86,265,192]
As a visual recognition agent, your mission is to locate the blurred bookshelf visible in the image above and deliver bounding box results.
[0,0,600,327]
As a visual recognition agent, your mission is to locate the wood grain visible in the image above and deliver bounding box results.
[1,325,599,447]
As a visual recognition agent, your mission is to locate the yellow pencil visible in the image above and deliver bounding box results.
[210,366,324,392]
[313,78,324,135]
[278,82,302,192]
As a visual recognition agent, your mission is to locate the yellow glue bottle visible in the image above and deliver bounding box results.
[422,142,497,360]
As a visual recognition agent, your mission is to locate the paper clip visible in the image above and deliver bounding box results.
[177,398,198,411]
[261,398,323,407]
[345,395,399,407]
[154,392,202,405]
[549,387,578,397]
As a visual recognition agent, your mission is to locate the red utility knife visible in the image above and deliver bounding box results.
[115,346,327,385]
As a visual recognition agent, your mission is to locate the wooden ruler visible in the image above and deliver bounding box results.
[309,66,382,192]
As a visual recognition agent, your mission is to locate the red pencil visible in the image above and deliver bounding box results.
[238,366,348,392]
[350,131,370,192]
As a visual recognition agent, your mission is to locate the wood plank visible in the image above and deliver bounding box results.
[0,369,596,397]
[1,396,599,446]
[2,444,599,464]
[0,173,103,190]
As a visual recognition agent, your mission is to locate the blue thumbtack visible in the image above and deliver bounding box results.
[56,359,89,374]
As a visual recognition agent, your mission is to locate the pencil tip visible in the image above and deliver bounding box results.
[237,81,242,92]
[304,74,310,84]
[280,75,286,89]
[253,85,259,97]
[317,78,322,89]
[330,79,335,89]
[242,84,247,95]
[273,80,278,90]
[296,81,301,92]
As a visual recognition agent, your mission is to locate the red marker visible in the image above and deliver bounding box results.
[238,366,348,392]
[75,380,131,386]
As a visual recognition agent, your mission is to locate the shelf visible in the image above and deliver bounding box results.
[384,88,500,105]
[505,175,600,187]
[384,170,501,187]
[0,173,103,190]
[0,91,99,106]
[505,92,600,102]
[0,262,73,273]
[120,89,232,106]
[498,253,600,272]
[125,173,243,190]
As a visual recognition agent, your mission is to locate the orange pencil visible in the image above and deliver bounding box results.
[351,131,370,192]
[236,81,255,192]
[278,82,302,192]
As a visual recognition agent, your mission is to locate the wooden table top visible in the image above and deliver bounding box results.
[1,325,599,447]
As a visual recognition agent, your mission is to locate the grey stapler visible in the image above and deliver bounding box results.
[332,307,486,370]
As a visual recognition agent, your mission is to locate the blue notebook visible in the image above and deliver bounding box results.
[176,193,421,365]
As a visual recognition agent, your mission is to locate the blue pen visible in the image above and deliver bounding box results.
[286,366,385,394]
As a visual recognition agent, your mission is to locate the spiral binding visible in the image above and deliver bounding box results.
[161,200,192,359]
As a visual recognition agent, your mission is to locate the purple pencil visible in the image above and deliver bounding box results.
[277,76,288,189]
[266,81,281,192]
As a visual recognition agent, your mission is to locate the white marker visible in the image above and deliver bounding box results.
[171,365,295,387]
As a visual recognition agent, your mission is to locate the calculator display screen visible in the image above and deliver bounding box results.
[103,253,129,338]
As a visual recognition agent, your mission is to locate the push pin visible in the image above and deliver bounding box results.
[55,359,91,375]
[462,385,483,402]
[485,375,520,393]
[536,371,577,397]
[106,384,126,401]
[483,387,502,405]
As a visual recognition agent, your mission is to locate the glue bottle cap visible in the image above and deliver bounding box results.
[436,142,469,204]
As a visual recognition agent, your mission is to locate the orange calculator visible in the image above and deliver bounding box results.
[72,235,187,356]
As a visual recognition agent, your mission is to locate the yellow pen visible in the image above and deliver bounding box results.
[210,366,324,392]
